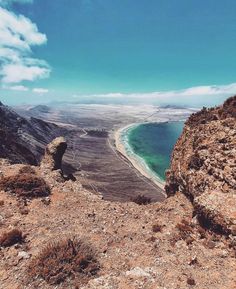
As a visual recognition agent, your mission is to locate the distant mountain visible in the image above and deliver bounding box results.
[160,104,187,109]
[0,102,65,165]
[29,105,51,114]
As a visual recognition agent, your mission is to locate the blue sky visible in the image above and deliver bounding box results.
[0,0,236,106]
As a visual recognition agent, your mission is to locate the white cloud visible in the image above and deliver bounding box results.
[0,6,50,85]
[3,84,49,93]
[6,84,29,91]
[0,0,33,7]
[1,63,50,83]
[0,7,46,50]
[83,83,236,100]
[33,88,49,94]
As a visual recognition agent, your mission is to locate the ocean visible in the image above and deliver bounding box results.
[127,122,184,181]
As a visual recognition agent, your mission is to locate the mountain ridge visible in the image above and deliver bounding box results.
[0,101,66,165]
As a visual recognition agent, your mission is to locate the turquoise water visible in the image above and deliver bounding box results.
[128,122,184,180]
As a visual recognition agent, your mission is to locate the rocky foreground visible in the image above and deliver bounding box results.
[0,97,235,289]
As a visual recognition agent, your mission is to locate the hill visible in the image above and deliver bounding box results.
[0,102,65,165]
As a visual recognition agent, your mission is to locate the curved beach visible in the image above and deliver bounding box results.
[114,123,166,192]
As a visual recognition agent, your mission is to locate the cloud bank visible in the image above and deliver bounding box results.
[75,83,236,99]
[0,6,50,86]
[71,83,236,107]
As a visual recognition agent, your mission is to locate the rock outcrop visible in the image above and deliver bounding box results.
[166,96,236,235]
[40,137,67,171]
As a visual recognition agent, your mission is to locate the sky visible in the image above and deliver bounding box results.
[0,0,236,106]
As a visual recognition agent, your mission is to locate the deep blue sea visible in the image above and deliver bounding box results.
[128,122,184,180]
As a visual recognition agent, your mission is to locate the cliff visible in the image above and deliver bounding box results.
[166,96,236,235]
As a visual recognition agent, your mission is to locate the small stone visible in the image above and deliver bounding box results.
[189,256,198,266]
[18,251,31,260]
[230,225,236,236]
[126,267,151,278]
[220,250,229,258]
[41,197,51,206]
[205,240,215,249]
[0,214,4,224]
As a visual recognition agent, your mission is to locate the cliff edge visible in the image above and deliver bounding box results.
[166,96,236,235]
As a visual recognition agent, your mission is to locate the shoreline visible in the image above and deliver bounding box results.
[114,123,166,193]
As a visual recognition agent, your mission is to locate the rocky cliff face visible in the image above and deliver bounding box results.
[0,102,66,165]
[166,96,236,235]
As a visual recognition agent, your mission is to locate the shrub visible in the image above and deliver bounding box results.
[188,153,204,170]
[28,237,99,285]
[0,173,50,199]
[0,229,24,247]
[187,277,196,286]
[18,166,36,175]
[176,219,194,241]
[19,206,29,215]
[132,194,152,205]
[169,234,180,247]
[152,224,162,233]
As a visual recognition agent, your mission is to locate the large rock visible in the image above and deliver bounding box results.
[194,191,236,235]
[165,96,236,235]
[40,137,67,171]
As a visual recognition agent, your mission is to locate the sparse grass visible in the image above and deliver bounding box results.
[0,229,24,247]
[146,236,157,243]
[19,206,29,215]
[0,173,50,199]
[176,219,194,240]
[169,219,195,246]
[187,277,196,286]
[152,224,162,233]
[28,237,99,285]
[132,194,152,205]
[198,226,206,239]
[18,165,36,175]
[188,153,204,170]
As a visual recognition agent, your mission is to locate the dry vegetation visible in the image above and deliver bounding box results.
[131,194,152,205]
[176,219,195,244]
[0,229,24,247]
[28,237,99,286]
[152,224,163,233]
[18,165,36,175]
[0,173,50,198]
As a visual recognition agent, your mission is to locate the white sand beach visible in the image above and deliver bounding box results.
[114,123,166,192]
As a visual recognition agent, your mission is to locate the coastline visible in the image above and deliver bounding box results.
[114,123,166,192]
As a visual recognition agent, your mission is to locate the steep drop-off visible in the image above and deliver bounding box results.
[166,96,236,235]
